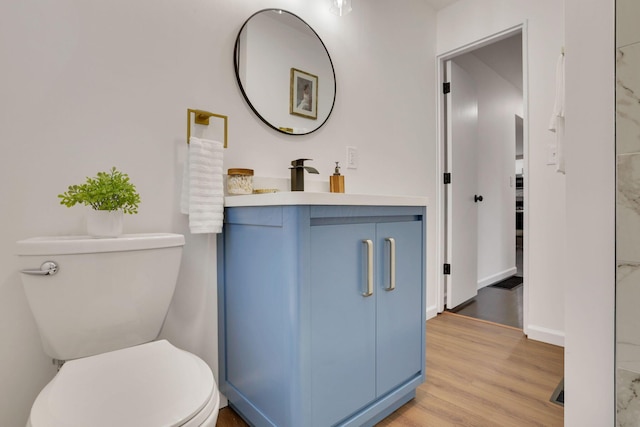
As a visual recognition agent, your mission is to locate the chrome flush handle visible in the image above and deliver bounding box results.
[21,261,59,276]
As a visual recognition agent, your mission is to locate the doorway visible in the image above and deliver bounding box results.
[437,26,527,331]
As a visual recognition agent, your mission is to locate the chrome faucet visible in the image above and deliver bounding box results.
[290,159,319,191]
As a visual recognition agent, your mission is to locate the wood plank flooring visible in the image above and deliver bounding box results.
[216,312,564,427]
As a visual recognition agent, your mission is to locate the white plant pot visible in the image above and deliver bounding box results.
[86,209,124,238]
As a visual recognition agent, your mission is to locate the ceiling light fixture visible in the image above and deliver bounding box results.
[330,0,352,16]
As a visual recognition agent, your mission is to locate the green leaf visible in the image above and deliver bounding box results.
[57,167,141,214]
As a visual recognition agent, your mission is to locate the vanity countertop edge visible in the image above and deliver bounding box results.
[224,192,429,207]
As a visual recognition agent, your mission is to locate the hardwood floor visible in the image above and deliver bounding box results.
[376,313,563,426]
[216,313,564,427]
[216,407,249,427]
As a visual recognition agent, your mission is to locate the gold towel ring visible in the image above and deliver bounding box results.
[187,109,228,148]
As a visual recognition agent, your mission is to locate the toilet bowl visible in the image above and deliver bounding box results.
[16,234,219,427]
[26,341,219,427]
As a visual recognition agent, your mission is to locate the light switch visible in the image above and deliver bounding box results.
[346,146,358,169]
[547,143,557,165]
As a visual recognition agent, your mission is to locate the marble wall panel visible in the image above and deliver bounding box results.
[617,0,640,48]
[617,153,640,260]
[617,263,640,372]
[617,368,640,427]
[617,43,640,155]
[616,4,640,424]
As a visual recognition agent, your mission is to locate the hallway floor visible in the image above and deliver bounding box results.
[449,284,523,329]
[448,236,524,329]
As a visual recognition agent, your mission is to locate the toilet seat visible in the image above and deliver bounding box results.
[29,340,218,427]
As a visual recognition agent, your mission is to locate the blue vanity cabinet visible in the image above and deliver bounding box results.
[218,205,426,427]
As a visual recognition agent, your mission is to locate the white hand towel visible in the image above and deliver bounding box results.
[181,137,224,234]
[548,53,565,174]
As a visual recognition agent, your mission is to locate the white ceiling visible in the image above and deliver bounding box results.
[471,34,523,91]
[424,0,459,11]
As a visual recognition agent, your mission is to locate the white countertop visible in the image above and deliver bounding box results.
[224,192,429,207]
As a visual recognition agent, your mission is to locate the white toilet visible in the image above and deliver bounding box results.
[16,233,220,427]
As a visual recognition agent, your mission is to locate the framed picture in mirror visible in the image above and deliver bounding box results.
[290,68,318,120]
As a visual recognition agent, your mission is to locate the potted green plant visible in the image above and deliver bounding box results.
[58,167,141,237]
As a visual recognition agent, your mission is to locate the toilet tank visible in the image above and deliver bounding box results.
[16,233,185,361]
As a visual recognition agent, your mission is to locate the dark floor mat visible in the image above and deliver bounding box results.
[550,378,564,406]
[489,276,523,290]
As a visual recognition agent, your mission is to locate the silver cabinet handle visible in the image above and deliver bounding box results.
[385,238,396,291]
[362,240,373,297]
[21,261,59,276]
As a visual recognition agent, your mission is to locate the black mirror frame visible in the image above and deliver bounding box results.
[233,9,337,136]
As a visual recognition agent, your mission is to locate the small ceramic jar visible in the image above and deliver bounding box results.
[227,168,254,195]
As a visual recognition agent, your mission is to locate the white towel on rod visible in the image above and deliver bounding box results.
[180,137,224,234]
[548,52,565,174]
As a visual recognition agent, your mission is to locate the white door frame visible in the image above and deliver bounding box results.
[435,22,530,335]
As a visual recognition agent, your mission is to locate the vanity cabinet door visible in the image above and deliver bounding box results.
[375,221,424,396]
[310,223,377,427]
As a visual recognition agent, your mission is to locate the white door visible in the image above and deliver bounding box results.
[446,60,479,309]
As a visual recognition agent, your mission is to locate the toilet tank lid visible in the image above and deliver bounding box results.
[16,233,185,256]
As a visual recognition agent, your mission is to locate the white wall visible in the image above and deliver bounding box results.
[453,53,522,288]
[437,0,566,345]
[564,0,615,424]
[0,0,437,425]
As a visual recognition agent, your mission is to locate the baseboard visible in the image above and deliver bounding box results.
[426,305,438,321]
[526,325,565,347]
[219,394,229,408]
[477,267,518,289]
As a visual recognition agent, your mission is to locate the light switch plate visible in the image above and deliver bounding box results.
[346,146,358,169]
[547,143,558,165]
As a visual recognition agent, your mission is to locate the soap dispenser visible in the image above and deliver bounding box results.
[330,162,345,193]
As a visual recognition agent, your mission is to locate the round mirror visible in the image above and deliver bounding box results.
[234,9,336,135]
